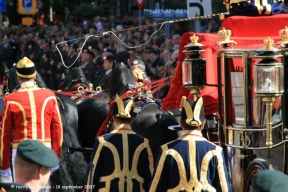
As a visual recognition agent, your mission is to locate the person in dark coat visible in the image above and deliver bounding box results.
[150,97,232,192]
[93,55,115,91]
[80,48,96,84]
[84,95,154,192]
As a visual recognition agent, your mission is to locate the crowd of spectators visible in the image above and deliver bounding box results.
[0,15,219,98]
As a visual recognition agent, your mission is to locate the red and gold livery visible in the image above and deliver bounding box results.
[0,85,63,170]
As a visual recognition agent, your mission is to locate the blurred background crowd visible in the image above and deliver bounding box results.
[0,13,220,99]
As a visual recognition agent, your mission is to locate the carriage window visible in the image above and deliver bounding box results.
[231,72,244,125]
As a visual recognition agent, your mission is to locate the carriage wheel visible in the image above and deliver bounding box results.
[243,158,273,192]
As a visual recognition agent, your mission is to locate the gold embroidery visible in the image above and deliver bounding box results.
[41,96,63,159]
[131,139,154,192]
[193,97,203,126]
[200,150,217,192]
[87,131,150,192]
[150,135,229,192]
[145,139,154,175]
[41,96,56,140]
[9,101,27,139]
[215,146,229,192]
[0,101,10,166]
[86,137,105,192]
[149,145,168,191]
[115,96,134,118]
[54,98,63,153]
[28,90,37,140]
[180,96,203,126]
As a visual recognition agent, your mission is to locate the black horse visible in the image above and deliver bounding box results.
[6,67,87,192]
[76,63,182,161]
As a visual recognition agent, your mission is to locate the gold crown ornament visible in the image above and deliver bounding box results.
[276,26,288,46]
[184,34,203,48]
[264,37,274,50]
[216,28,236,46]
[190,34,199,45]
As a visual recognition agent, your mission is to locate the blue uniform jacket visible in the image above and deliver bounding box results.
[85,124,154,192]
[149,130,232,192]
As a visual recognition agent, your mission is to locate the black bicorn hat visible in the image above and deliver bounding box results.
[112,95,134,118]
[0,183,31,192]
[180,96,205,127]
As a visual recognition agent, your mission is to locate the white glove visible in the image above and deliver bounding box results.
[0,168,13,183]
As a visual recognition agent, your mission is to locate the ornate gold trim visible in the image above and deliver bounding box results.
[0,101,26,167]
[215,146,229,192]
[41,96,56,139]
[115,96,134,118]
[149,145,168,191]
[180,96,203,126]
[193,97,203,126]
[86,137,105,192]
[41,96,63,158]
[150,135,228,192]
[9,101,27,139]
[0,101,10,167]
[87,132,151,192]
[28,90,37,140]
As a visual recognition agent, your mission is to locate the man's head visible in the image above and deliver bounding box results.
[14,140,59,190]
[112,95,134,125]
[156,63,165,78]
[102,55,116,71]
[69,43,78,54]
[180,96,205,130]
[250,170,288,192]
[172,34,181,45]
[16,57,36,83]
[148,51,158,63]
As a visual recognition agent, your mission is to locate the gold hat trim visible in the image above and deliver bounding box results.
[16,57,36,78]
[180,96,203,126]
[115,95,134,118]
[17,57,34,68]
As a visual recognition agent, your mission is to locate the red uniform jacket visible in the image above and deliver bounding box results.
[0,85,63,170]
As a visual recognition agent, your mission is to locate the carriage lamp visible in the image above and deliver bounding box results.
[254,37,284,148]
[182,34,206,100]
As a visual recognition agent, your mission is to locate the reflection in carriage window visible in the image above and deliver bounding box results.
[230,72,282,126]
[231,72,244,125]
